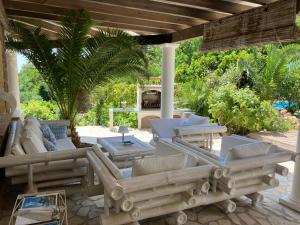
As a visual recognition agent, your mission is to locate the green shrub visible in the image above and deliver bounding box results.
[21,100,58,120]
[208,84,292,134]
[76,82,138,127]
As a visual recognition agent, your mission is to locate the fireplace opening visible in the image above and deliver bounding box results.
[142,90,161,109]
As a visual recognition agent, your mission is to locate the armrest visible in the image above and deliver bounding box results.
[0,147,90,168]
[40,120,70,126]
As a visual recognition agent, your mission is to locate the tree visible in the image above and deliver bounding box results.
[6,11,149,145]
[18,63,46,103]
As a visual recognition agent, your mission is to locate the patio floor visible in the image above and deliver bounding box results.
[0,126,299,225]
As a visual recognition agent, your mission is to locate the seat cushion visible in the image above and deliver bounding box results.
[56,138,76,151]
[132,153,187,176]
[21,129,48,154]
[224,142,272,162]
[40,124,57,145]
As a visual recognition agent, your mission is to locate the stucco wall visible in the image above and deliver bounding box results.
[0,22,7,114]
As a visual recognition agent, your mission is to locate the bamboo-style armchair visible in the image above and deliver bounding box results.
[86,145,224,225]
[173,134,296,205]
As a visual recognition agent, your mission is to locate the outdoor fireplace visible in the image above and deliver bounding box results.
[141,90,161,109]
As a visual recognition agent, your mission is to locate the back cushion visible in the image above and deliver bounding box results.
[220,135,256,160]
[11,143,25,156]
[132,153,187,176]
[149,118,185,138]
[24,119,43,139]
[21,129,48,154]
[224,142,272,162]
[188,114,209,125]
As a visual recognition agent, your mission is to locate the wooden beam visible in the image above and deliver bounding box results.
[88,0,227,21]
[0,0,8,29]
[7,0,205,26]
[171,24,204,42]
[4,0,189,31]
[151,0,255,15]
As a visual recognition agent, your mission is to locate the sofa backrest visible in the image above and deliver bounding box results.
[149,114,210,139]
[149,118,185,138]
[220,135,257,160]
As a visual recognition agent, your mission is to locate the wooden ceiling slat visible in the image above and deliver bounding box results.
[88,0,227,21]
[12,20,59,39]
[4,0,190,31]
[243,0,276,4]
[150,0,254,14]
[11,16,61,33]
[7,0,206,26]
[97,23,169,34]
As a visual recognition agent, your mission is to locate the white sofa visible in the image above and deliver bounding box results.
[148,114,226,150]
[1,117,89,192]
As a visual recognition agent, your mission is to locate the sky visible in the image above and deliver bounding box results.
[17,53,27,72]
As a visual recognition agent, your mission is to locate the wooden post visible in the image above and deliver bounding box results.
[27,164,34,193]
[166,211,187,225]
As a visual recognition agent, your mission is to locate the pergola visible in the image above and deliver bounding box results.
[0,0,300,213]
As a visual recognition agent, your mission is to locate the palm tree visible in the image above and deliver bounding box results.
[239,44,300,101]
[6,11,149,146]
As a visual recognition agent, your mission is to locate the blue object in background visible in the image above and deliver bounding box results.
[273,101,295,109]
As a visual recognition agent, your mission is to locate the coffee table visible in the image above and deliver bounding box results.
[97,135,156,161]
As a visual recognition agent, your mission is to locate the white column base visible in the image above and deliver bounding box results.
[279,195,300,212]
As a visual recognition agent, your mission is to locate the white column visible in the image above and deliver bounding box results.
[160,43,178,119]
[6,50,21,117]
[279,121,300,212]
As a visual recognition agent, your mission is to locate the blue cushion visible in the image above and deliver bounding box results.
[48,124,68,139]
[43,138,58,151]
[40,124,57,145]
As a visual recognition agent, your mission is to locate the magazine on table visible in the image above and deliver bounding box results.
[15,194,60,225]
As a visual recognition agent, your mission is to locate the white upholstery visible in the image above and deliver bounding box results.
[149,118,185,138]
[24,119,43,139]
[132,153,187,176]
[188,114,209,125]
[11,143,25,156]
[220,135,257,160]
[21,129,48,154]
[174,124,227,136]
[56,138,76,151]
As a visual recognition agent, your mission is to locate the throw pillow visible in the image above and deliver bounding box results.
[21,129,48,154]
[43,138,58,151]
[40,124,57,145]
[48,124,68,139]
[132,153,187,176]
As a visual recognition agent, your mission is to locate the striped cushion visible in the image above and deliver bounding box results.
[43,138,58,151]
[40,124,57,145]
[48,124,68,139]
